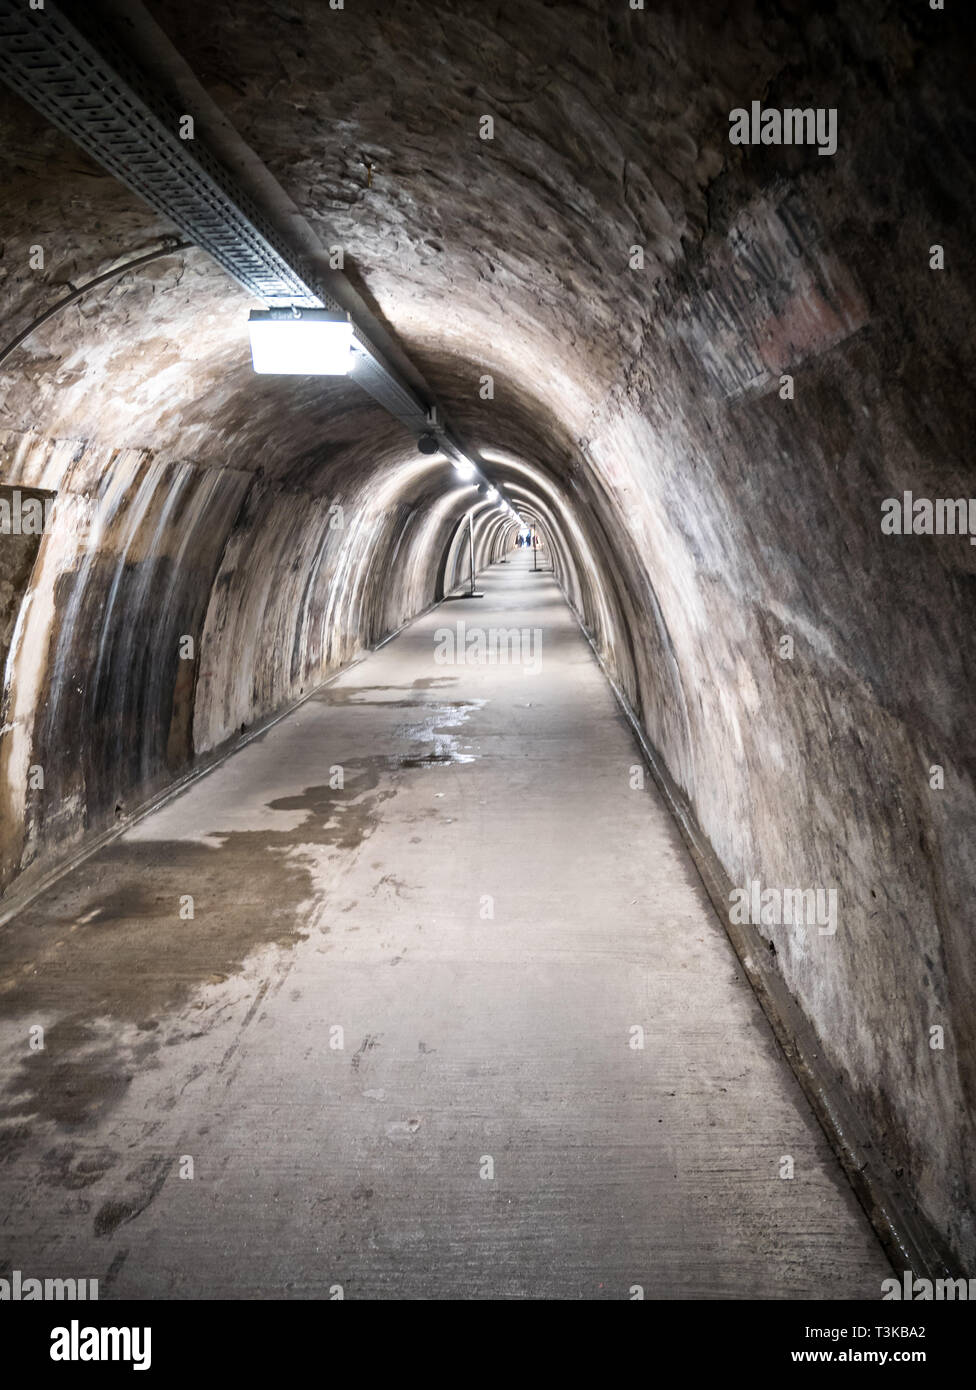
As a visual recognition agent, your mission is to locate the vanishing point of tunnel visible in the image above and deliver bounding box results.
[0,0,973,1319]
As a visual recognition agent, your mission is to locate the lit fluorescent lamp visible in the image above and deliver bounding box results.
[248,308,353,375]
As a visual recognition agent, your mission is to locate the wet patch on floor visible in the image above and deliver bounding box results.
[388,700,483,768]
[313,684,483,718]
[0,692,485,1197]
[314,685,424,707]
[93,1153,171,1238]
[0,758,395,1148]
[37,1142,120,1191]
[395,749,476,768]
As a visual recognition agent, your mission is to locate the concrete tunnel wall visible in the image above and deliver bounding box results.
[0,0,973,1272]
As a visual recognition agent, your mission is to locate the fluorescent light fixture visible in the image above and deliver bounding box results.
[248,308,353,375]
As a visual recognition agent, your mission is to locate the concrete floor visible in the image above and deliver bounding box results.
[0,553,890,1298]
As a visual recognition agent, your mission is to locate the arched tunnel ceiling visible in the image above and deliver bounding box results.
[1,0,793,494]
[125,0,755,485]
[0,0,974,1278]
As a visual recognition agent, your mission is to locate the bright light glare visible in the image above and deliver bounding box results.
[248,310,353,375]
[453,458,475,480]
[487,487,498,500]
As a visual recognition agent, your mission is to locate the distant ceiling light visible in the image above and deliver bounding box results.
[248,308,352,375]
[417,432,440,455]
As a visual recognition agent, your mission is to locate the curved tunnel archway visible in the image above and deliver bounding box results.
[0,0,973,1292]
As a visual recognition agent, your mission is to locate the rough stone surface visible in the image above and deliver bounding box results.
[0,0,972,1272]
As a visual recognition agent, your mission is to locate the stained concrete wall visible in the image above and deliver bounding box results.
[0,0,972,1270]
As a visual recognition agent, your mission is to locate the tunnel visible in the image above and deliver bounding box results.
[0,0,973,1323]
